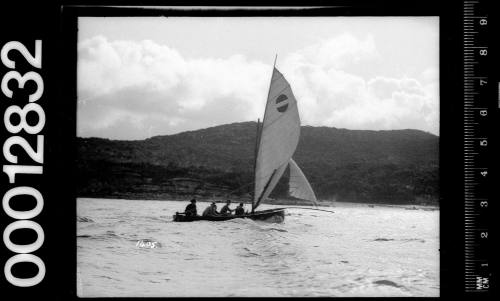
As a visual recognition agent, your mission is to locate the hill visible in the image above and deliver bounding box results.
[77,122,439,205]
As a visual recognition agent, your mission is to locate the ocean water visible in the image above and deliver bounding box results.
[77,198,439,297]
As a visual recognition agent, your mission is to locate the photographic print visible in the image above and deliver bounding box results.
[76,15,439,297]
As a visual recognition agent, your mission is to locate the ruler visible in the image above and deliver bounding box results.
[463,0,491,294]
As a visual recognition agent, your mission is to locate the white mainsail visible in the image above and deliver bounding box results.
[253,67,300,209]
[253,66,316,210]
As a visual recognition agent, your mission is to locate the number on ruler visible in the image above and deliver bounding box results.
[480,140,487,146]
[476,277,489,290]
[479,19,487,26]
[480,232,488,239]
[480,170,488,177]
[480,79,487,86]
[479,49,487,56]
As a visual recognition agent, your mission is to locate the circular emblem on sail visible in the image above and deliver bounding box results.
[276,94,289,113]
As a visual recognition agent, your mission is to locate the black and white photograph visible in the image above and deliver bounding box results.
[75,15,440,297]
[3,1,500,300]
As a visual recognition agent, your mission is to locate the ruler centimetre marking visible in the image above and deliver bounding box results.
[463,0,490,294]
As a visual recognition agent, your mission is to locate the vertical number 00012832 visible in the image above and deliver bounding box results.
[1,40,46,287]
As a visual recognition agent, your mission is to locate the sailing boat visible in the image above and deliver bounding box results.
[173,61,317,222]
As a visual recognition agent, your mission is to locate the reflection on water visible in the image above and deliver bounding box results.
[77,198,439,297]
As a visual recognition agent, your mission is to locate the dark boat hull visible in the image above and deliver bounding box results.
[173,208,285,223]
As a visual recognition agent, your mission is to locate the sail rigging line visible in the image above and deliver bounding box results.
[257,61,279,145]
[276,207,335,214]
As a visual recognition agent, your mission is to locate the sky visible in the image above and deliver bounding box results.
[77,16,439,140]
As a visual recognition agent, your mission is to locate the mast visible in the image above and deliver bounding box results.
[251,118,260,207]
[252,55,278,212]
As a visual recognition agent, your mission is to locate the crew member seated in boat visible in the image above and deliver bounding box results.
[202,202,219,216]
[184,199,197,216]
[220,200,234,215]
[234,203,245,216]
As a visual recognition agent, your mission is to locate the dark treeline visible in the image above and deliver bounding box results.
[77,122,439,205]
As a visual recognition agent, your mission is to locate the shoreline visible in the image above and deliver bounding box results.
[77,196,439,210]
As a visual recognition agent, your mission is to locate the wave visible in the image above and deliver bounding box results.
[77,234,92,238]
[77,216,94,223]
[372,279,406,289]
[146,216,167,222]
[401,238,426,243]
[77,230,122,241]
[262,227,288,233]
[227,218,289,234]
[241,247,261,257]
[373,238,426,243]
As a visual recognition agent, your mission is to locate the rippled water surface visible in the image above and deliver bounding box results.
[77,198,439,297]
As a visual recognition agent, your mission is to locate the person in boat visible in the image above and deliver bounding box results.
[220,200,234,215]
[234,203,245,216]
[184,199,197,216]
[202,202,219,217]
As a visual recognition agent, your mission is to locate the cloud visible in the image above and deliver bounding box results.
[284,33,378,71]
[78,36,270,139]
[278,35,439,135]
[77,34,439,140]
